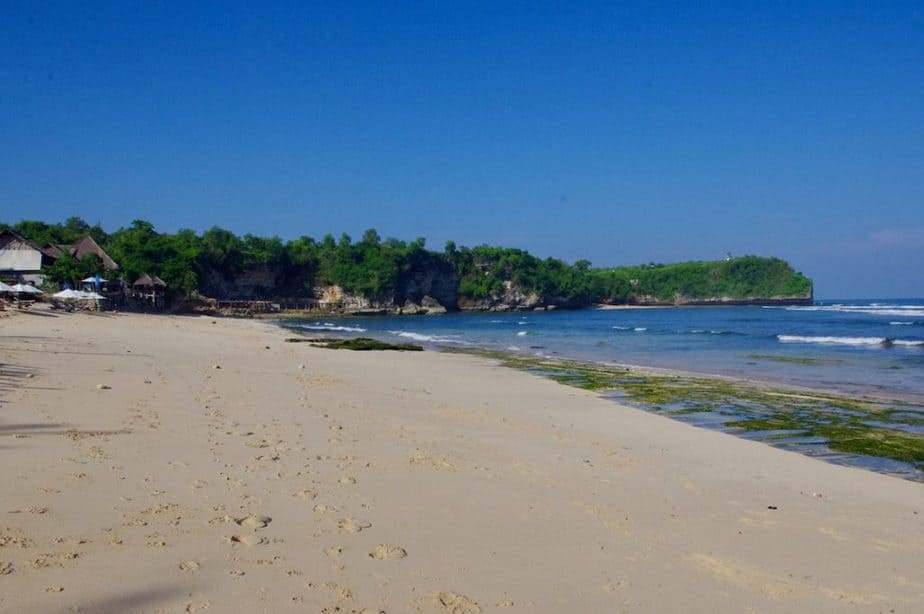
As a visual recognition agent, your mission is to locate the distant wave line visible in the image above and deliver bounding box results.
[777,334,924,347]
[296,323,367,333]
[388,330,471,345]
[776,305,924,317]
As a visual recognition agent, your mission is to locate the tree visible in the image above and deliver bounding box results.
[43,254,85,288]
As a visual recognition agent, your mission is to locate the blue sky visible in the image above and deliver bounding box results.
[1,2,922,298]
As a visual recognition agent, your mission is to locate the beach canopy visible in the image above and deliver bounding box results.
[52,289,82,299]
[12,283,42,294]
[51,289,106,300]
[81,276,99,283]
[0,281,14,293]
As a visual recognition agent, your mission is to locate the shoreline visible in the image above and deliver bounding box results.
[444,347,924,482]
[235,301,803,319]
[1,310,921,612]
[274,315,924,405]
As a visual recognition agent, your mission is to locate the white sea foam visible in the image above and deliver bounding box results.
[634,327,648,332]
[612,326,631,330]
[517,331,528,336]
[507,346,521,351]
[388,331,469,345]
[777,335,887,346]
[297,323,367,333]
[780,305,924,317]
[893,339,924,347]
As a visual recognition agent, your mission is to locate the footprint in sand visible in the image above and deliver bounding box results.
[0,562,12,575]
[0,532,32,548]
[179,560,200,572]
[227,535,268,546]
[30,552,79,569]
[338,476,357,485]
[324,545,343,557]
[337,518,371,534]
[369,544,407,560]
[293,489,318,500]
[430,591,483,613]
[236,514,272,529]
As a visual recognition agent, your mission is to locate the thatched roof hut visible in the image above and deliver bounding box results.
[133,274,167,288]
[70,236,119,270]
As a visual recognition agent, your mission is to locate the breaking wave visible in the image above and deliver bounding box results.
[777,335,924,347]
[388,331,470,345]
[296,323,367,333]
[775,304,924,318]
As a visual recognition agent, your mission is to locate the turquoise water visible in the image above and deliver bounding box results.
[280,299,924,480]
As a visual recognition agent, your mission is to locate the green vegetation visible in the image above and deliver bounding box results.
[590,257,813,303]
[457,349,924,475]
[4,217,811,306]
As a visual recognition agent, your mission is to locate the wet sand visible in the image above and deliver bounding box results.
[0,310,922,612]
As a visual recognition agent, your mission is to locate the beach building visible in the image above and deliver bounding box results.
[0,228,60,284]
[132,273,167,309]
[67,235,120,271]
[49,234,124,300]
[80,276,126,307]
[45,235,120,273]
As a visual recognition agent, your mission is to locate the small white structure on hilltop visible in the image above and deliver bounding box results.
[725,251,733,261]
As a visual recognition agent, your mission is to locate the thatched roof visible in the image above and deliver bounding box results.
[70,236,119,270]
[0,227,44,252]
[42,244,66,259]
[133,273,167,288]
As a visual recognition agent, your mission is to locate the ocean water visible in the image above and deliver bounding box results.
[280,299,924,479]
[283,299,924,400]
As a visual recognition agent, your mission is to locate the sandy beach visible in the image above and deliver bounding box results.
[0,310,922,613]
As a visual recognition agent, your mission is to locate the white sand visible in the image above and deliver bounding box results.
[0,310,921,613]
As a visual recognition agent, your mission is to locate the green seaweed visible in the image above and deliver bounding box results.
[452,347,924,476]
[818,427,924,465]
[310,337,424,351]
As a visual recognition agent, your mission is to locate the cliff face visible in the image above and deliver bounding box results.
[199,257,813,314]
[395,260,458,310]
[204,266,281,300]
[625,289,814,307]
[456,281,546,312]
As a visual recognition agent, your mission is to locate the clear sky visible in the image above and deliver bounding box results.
[2,2,922,298]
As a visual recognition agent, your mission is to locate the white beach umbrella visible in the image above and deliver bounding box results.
[52,289,81,299]
[0,281,14,293]
[12,283,42,294]
[80,291,106,300]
